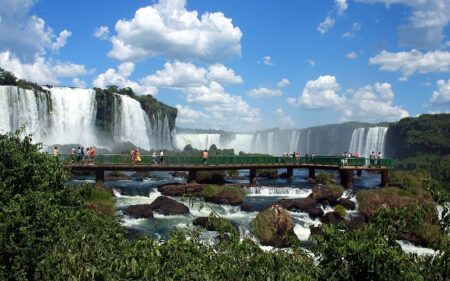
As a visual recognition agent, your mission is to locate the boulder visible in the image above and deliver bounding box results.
[253,204,297,248]
[149,196,190,215]
[171,171,188,178]
[308,186,344,206]
[278,198,295,209]
[193,217,239,234]
[257,170,278,179]
[202,185,246,206]
[307,207,324,219]
[241,204,256,212]
[125,204,154,218]
[158,183,204,197]
[310,226,324,237]
[338,198,356,210]
[320,212,346,225]
[292,198,317,212]
[131,171,150,178]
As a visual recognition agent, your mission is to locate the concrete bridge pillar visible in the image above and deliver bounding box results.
[308,168,315,179]
[95,169,105,182]
[357,170,362,176]
[286,167,293,179]
[380,169,389,187]
[249,168,257,185]
[188,170,197,184]
[339,169,354,189]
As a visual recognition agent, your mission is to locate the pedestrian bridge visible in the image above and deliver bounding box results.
[63,155,391,188]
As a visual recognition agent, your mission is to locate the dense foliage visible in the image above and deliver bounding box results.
[1,131,449,280]
[385,114,450,185]
[0,67,49,93]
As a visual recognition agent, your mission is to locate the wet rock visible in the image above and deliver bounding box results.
[257,170,278,179]
[338,198,356,210]
[131,171,150,178]
[158,183,204,197]
[307,207,324,219]
[292,198,318,211]
[202,185,246,206]
[308,186,344,206]
[241,204,256,212]
[193,217,239,233]
[278,198,295,209]
[253,204,297,248]
[320,212,346,225]
[125,204,154,218]
[105,172,130,181]
[310,226,324,237]
[149,196,190,215]
[171,171,188,178]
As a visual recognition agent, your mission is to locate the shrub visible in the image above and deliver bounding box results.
[316,172,335,185]
[202,185,246,201]
[334,205,347,218]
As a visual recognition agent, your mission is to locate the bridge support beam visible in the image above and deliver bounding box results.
[340,169,353,189]
[308,168,315,179]
[286,167,293,179]
[95,169,105,182]
[380,169,389,187]
[249,168,257,185]
[188,170,197,184]
[357,170,362,176]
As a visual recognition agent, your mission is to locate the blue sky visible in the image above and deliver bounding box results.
[1,0,450,131]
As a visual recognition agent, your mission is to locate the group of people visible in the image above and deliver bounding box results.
[281,152,302,163]
[369,151,383,166]
[55,146,96,164]
[129,148,165,165]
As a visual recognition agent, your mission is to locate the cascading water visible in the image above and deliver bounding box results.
[113,94,151,150]
[348,126,388,157]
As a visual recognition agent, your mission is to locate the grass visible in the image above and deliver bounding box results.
[201,185,246,201]
[84,181,115,217]
[334,205,347,218]
[316,172,335,185]
[252,206,294,246]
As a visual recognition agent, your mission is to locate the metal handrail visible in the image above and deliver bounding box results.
[59,154,392,167]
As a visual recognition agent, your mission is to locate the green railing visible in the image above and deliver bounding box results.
[60,154,392,167]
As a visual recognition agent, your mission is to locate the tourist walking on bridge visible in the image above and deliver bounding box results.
[130,148,135,164]
[89,147,95,165]
[152,151,158,164]
[202,149,209,165]
[369,151,375,167]
[135,149,142,163]
[377,152,382,167]
[53,146,59,157]
[159,150,165,165]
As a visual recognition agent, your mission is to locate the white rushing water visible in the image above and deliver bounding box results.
[246,186,312,197]
[0,85,174,150]
[348,126,388,157]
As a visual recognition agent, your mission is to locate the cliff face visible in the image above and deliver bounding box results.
[385,114,450,159]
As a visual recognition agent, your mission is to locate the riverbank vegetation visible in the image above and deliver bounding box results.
[1,131,449,280]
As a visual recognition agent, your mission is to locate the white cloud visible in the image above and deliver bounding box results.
[0,0,72,58]
[260,56,274,66]
[277,78,290,88]
[206,64,243,85]
[317,16,335,34]
[51,30,71,52]
[72,78,87,88]
[343,82,409,121]
[370,49,450,76]
[288,75,408,122]
[288,75,344,108]
[108,0,242,62]
[175,104,208,125]
[275,108,296,129]
[356,0,450,48]
[346,51,358,59]
[93,62,157,95]
[248,78,290,98]
[430,78,450,104]
[0,50,87,85]
[93,26,110,40]
[342,22,362,38]
[336,0,349,15]
[307,59,316,67]
[141,61,242,89]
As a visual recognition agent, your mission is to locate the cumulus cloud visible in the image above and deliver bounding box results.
[430,78,450,104]
[288,75,344,108]
[141,61,242,88]
[0,0,72,59]
[288,75,408,122]
[248,78,290,98]
[336,0,349,15]
[346,51,358,60]
[356,0,450,48]
[93,26,110,40]
[93,62,157,95]
[72,78,87,88]
[317,16,335,34]
[275,108,296,129]
[108,0,242,63]
[0,51,87,85]
[369,49,450,76]
[175,104,208,125]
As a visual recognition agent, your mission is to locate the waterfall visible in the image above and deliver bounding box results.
[348,126,388,157]
[113,94,151,150]
[306,129,311,153]
[348,128,366,156]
